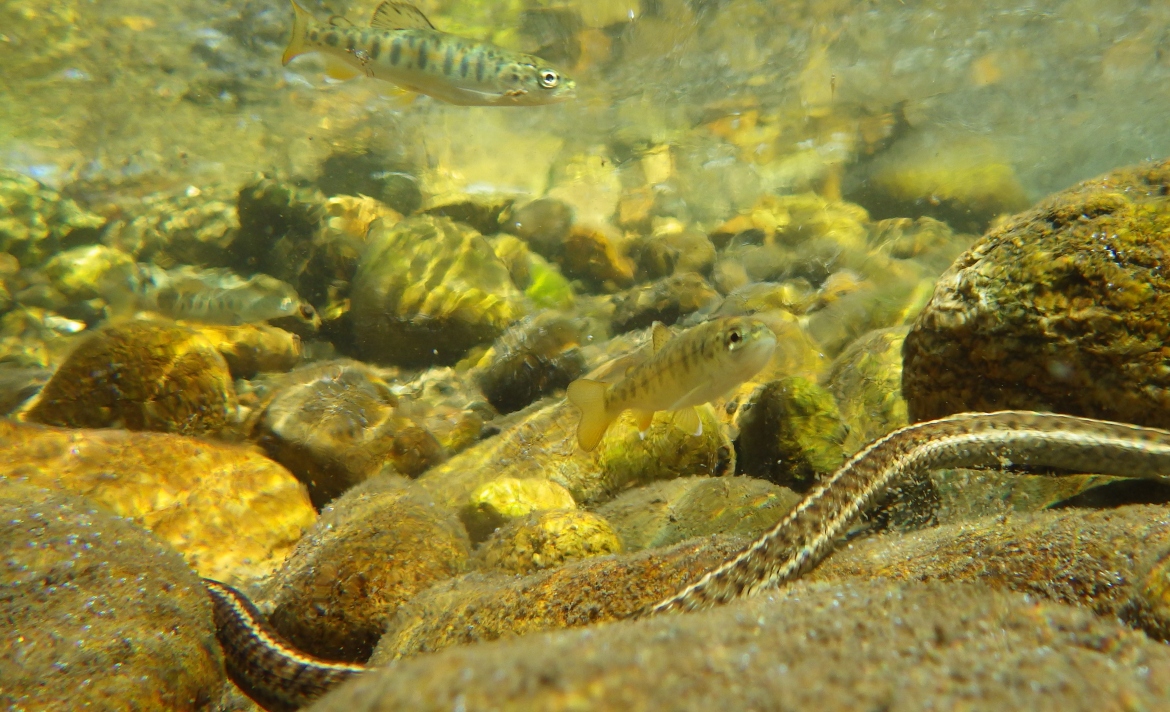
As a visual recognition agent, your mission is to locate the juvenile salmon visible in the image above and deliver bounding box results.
[567,317,777,451]
[282,1,576,106]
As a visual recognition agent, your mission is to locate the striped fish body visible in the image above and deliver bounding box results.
[283,1,576,107]
[567,317,778,451]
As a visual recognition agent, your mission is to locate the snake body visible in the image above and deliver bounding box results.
[206,411,1170,709]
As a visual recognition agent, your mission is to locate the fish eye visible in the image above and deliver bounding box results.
[300,304,316,319]
[538,69,559,88]
[727,328,742,346]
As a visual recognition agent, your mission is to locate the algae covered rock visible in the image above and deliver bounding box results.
[558,224,636,291]
[825,326,910,449]
[473,314,584,414]
[628,226,716,281]
[0,479,224,711]
[903,158,1170,427]
[267,475,471,662]
[41,244,136,302]
[503,197,573,260]
[473,509,623,575]
[101,183,240,267]
[233,176,327,284]
[326,579,1170,712]
[610,272,720,333]
[0,419,315,585]
[0,169,105,267]
[462,476,577,543]
[256,360,402,507]
[737,376,848,490]
[596,475,800,551]
[351,215,527,367]
[196,322,303,379]
[25,318,237,436]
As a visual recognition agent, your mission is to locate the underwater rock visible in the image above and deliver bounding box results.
[25,318,237,436]
[233,176,326,287]
[610,272,720,333]
[812,505,1170,631]
[736,376,848,491]
[473,313,584,414]
[628,225,717,281]
[903,158,1170,427]
[196,323,303,379]
[0,479,223,710]
[0,169,105,267]
[255,360,402,508]
[101,183,239,268]
[0,419,314,585]
[372,534,748,661]
[804,275,935,357]
[388,426,445,479]
[546,149,622,228]
[503,198,573,260]
[462,476,578,543]
[595,475,800,551]
[558,224,636,291]
[326,579,1170,712]
[825,326,910,450]
[351,215,527,367]
[473,509,623,575]
[266,475,470,662]
[419,396,733,513]
[41,243,136,302]
[846,137,1031,233]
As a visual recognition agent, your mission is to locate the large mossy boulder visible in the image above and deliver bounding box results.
[904,158,1170,427]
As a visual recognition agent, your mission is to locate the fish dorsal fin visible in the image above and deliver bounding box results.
[329,15,356,28]
[650,322,672,353]
[370,2,435,30]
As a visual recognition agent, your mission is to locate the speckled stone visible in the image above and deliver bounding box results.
[610,272,720,333]
[462,476,577,543]
[330,580,1170,711]
[904,158,1170,426]
[473,314,584,415]
[825,326,910,450]
[595,475,800,551]
[372,534,747,661]
[24,318,238,436]
[0,479,223,710]
[255,360,401,508]
[266,475,471,662]
[473,509,623,574]
[0,419,315,585]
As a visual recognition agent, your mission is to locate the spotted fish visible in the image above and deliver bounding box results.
[282,0,576,106]
[567,317,778,452]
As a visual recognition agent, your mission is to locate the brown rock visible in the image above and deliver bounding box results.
[558,225,635,291]
[473,509,623,574]
[0,419,314,585]
[325,580,1170,711]
[0,479,223,710]
[197,322,303,378]
[25,318,237,436]
[267,475,471,662]
[904,158,1170,426]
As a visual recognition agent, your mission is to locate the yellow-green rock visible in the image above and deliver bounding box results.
[825,326,910,451]
[42,244,136,301]
[266,475,470,662]
[0,169,105,267]
[196,322,302,378]
[737,376,848,491]
[25,318,237,436]
[596,475,800,551]
[463,476,578,543]
[473,509,623,574]
[0,419,315,585]
[351,215,527,367]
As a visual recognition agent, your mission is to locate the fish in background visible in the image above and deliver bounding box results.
[101,264,320,329]
[282,0,576,106]
[567,317,778,452]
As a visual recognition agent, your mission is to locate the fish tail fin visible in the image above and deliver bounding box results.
[566,379,612,452]
[283,0,313,65]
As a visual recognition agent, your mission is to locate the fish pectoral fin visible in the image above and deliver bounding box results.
[370,1,435,30]
[632,409,655,433]
[566,378,611,452]
[671,407,703,437]
[324,56,362,80]
[650,322,672,353]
